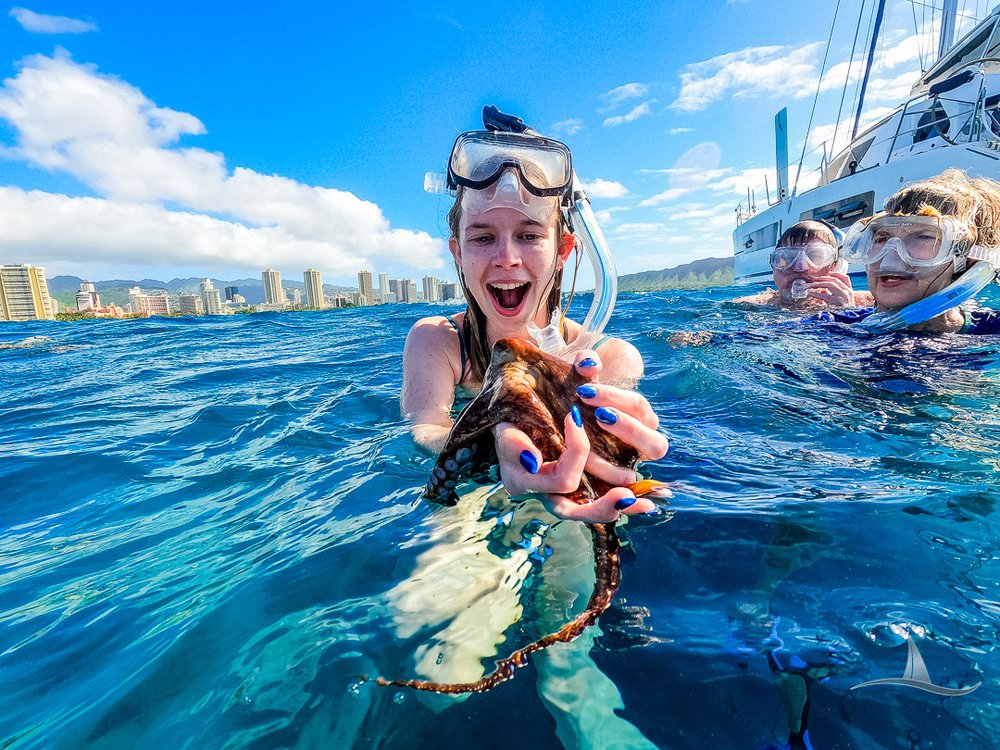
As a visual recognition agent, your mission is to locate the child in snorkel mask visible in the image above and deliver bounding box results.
[402,128,668,523]
[735,220,871,309]
[821,169,1000,333]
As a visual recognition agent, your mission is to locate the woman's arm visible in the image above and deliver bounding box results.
[401,317,462,454]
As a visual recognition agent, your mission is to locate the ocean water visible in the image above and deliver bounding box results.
[2,288,999,749]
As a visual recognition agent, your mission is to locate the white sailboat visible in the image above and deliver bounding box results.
[733,0,1000,284]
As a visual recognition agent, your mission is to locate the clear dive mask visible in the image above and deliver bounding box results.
[447,131,573,198]
[769,242,840,271]
[843,213,972,268]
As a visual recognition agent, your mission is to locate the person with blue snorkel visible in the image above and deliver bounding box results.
[402,108,668,522]
[735,220,872,310]
[816,169,1000,334]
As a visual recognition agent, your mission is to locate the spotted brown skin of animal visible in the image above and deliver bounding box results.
[378,338,655,694]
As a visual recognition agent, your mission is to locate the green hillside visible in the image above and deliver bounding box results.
[619,257,733,292]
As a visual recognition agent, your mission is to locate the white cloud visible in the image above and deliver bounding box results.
[551,117,584,136]
[602,82,649,108]
[603,101,654,127]
[0,52,445,279]
[669,127,693,135]
[581,178,628,198]
[639,187,692,207]
[671,43,823,112]
[9,7,97,33]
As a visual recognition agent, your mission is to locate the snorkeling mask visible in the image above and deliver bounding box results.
[842,213,973,268]
[769,242,840,272]
[447,131,573,198]
[427,107,618,357]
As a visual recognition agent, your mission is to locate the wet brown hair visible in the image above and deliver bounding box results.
[777,220,839,249]
[883,168,1000,248]
[448,187,567,382]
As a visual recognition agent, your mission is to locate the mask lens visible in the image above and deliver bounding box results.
[857,215,960,267]
[448,132,572,196]
[769,243,838,270]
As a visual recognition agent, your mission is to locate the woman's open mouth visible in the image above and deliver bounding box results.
[487,282,530,316]
[877,273,915,287]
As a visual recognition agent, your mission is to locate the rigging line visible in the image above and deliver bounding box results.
[834,0,870,154]
[792,0,845,197]
[910,0,925,71]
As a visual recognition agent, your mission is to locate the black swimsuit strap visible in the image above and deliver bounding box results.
[445,315,470,385]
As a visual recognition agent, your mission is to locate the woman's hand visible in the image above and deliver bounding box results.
[492,350,669,523]
[572,350,670,488]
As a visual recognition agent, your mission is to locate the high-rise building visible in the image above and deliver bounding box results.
[405,279,417,304]
[178,293,203,315]
[357,270,374,306]
[224,285,240,302]
[262,268,286,305]
[199,279,223,315]
[378,273,389,304]
[422,276,441,303]
[441,282,462,301]
[75,280,101,311]
[128,286,171,316]
[304,269,325,309]
[0,264,54,321]
[389,278,404,304]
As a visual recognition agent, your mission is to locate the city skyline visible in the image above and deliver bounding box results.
[1,260,462,321]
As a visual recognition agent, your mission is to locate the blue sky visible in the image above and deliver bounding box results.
[0,1,991,285]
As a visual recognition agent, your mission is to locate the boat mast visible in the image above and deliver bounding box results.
[937,0,959,62]
[851,0,888,141]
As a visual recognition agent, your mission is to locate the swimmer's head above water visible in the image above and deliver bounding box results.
[768,220,849,305]
[432,107,617,377]
[843,169,1000,330]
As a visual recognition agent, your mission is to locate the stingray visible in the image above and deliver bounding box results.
[378,337,663,694]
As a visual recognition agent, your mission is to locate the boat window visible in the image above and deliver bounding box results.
[916,21,997,93]
[738,222,780,254]
[799,191,874,228]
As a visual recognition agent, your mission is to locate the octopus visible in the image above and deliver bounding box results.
[377,337,663,694]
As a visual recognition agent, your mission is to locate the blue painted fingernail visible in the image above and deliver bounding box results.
[519,450,539,474]
[577,358,597,368]
[570,405,583,427]
[614,494,636,511]
[577,384,598,399]
[594,407,618,425]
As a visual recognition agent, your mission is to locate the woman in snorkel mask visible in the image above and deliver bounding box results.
[735,220,871,309]
[402,128,668,523]
[827,169,1000,334]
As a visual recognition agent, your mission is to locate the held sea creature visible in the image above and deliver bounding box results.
[378,338,664,694]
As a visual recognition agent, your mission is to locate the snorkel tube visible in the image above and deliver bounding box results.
[479,106,618,355]
[858,253,999,334]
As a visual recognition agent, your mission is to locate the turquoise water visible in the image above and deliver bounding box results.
[2,289,999,749]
